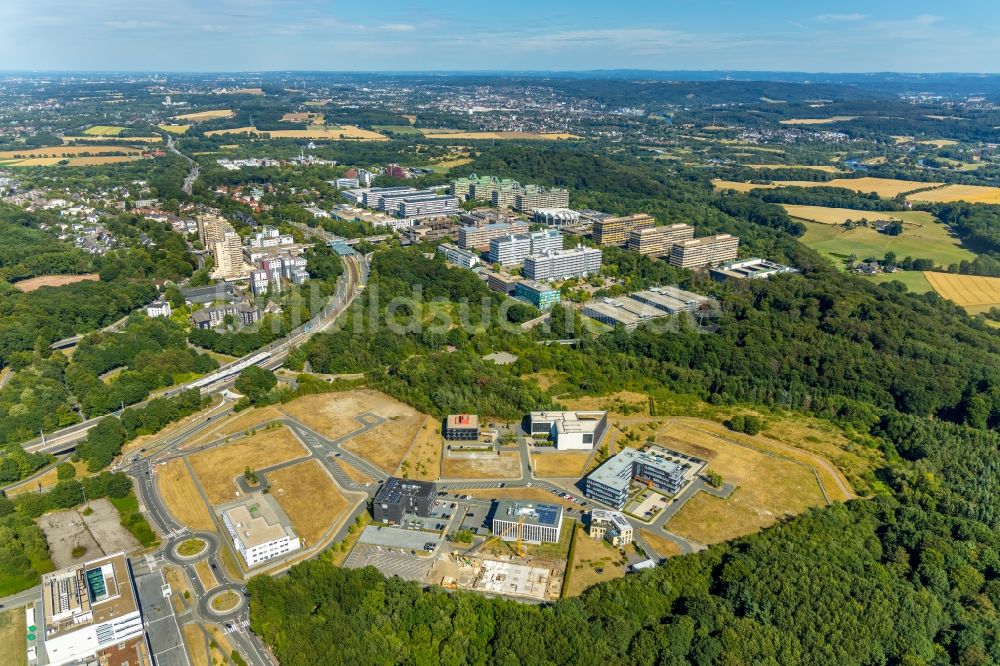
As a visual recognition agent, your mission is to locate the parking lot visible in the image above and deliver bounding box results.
[343,544,435,581]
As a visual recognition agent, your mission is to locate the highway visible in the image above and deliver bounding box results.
[21,251,367,456]
[166,134,200,196]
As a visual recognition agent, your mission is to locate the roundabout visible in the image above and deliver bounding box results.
[200,583,247,619]
[166,531,219,563]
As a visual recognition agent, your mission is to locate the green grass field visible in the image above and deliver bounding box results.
[372,125,423,135]
[799,210,975,269]
[83,125,127,136]
[868,271,934,293]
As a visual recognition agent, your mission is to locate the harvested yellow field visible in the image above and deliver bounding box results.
[189,427,309,505]
[420,130,579,140]
[12,273,99,292]
[782,204,905,225]
[268,460,349,545]
[65,135,162,143]
[918,139,959,147]
[747,164,843,173]
[908,183,1000,204]
[231,88,264,95]
[83,125,127,135]
[660,420,832,544]
[779,116,858,125]
[712,179,781,192]
[158,124,191,134]
[399,416,443,481]
[924,272,1000,314]
[157,458,216,531]
[70,156,143,165]
[172,109,234,122]
[442,452,521,479]
[0,145,143,159]
[204,125,388,141]
[531,452,592,478]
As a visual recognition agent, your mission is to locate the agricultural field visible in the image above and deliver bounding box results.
[372,124,424,135]
[441,452,522,479]
[715,176,940,198]
[157,124,190,134]
[747,164,843,173]
[712,179,781,192]
[83,125,127,135]
[268,460,349,546]
[869,270,934,294]
[12,273,99,292]
[782,204,905,225]
[530,452,592,478]
[204,125,388,141]
[564,525,627,597]
[0,145,144,168]
[172,109,234,122]
[924,271,1000,314]
[280,112,324,124]
[917,138,960,147]
[798,210,974,268]
[188,426,309,505]
[908,183,1000,204]
[659,419,839,544]
[156,458,216,531]
[64,135,162,143]
[419,130,580,140]
[779,116,858,125]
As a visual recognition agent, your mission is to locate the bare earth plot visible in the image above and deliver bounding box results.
[399,415,443,481]
[658,421,830,545]
[564,525,628,597]
[924,271,1000,314]
[183,405,287,448]
[344,413,426,475]
[281,389,419,438]
[189,427,309,505]
[268,460,349,546]
[531,452,592,478]
[156,458,216,531]
[36,498,140,568]
[442,452,522,479]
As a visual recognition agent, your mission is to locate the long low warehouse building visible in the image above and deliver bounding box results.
[582,286,712,330]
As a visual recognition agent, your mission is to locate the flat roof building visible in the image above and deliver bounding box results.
[486,271,519,295]
[593,213,655,246]
[373,477,436,525]
[585,447,692,510]
[523,246,602,281]
[41,552,148,666]
[626,223,695,256]
[514,185,570,214]
[438,242,481,269]
[221,495,301,567]
[514,280,561,310]
[528,410,609,450]
[492,501,564,544]
[392,194,460,219]
[668,234,739,270]
[458,220,530,250]
[629,285,713,314]
[588,509,634,547]
[582,297,666,331]
[489,229,562,266]
[444,414,480,441]
[533,208,580,227]
[710,257,799,281]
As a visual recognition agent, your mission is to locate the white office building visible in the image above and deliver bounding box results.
[41,553,146,666]
[489,229,563,266]
[589,509,634,547]
[438,242,481,269]
[528,410,609,450]
[492,501,564,544]
[221,496,301,567]
[523,246,602,281]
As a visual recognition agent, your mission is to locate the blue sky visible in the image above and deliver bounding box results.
[1,1,998,72]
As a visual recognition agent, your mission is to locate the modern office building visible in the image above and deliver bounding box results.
[593,213,655,246]
[392,194,460,219]
[458,220,530,250]
[486,272,519,295]
[513,185,570,213]
[41,552,148,666]
[451,175,521,202]
[588,509,634,547]
[514,280,561,310]
[585,447,691,509]
[492,501,564,544]
[582,297,668,331]
[490,182,525,209]
[221,495,301,567]
[668,234,740,269]
[629,286,713,314]
[335,177,360,189]
[362,186,418,209]
[444,414,480,440]
[528,410,609,450]
[533,207,581,227]
[626,223,695,256]
[373,477,436,524]
[437,242,481,269]
[489,229,563,266]
[376,189,439,212]
[523,246,603,281]
[710,258,798,281]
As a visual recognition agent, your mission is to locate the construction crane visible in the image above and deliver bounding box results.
[467,515,527,558]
